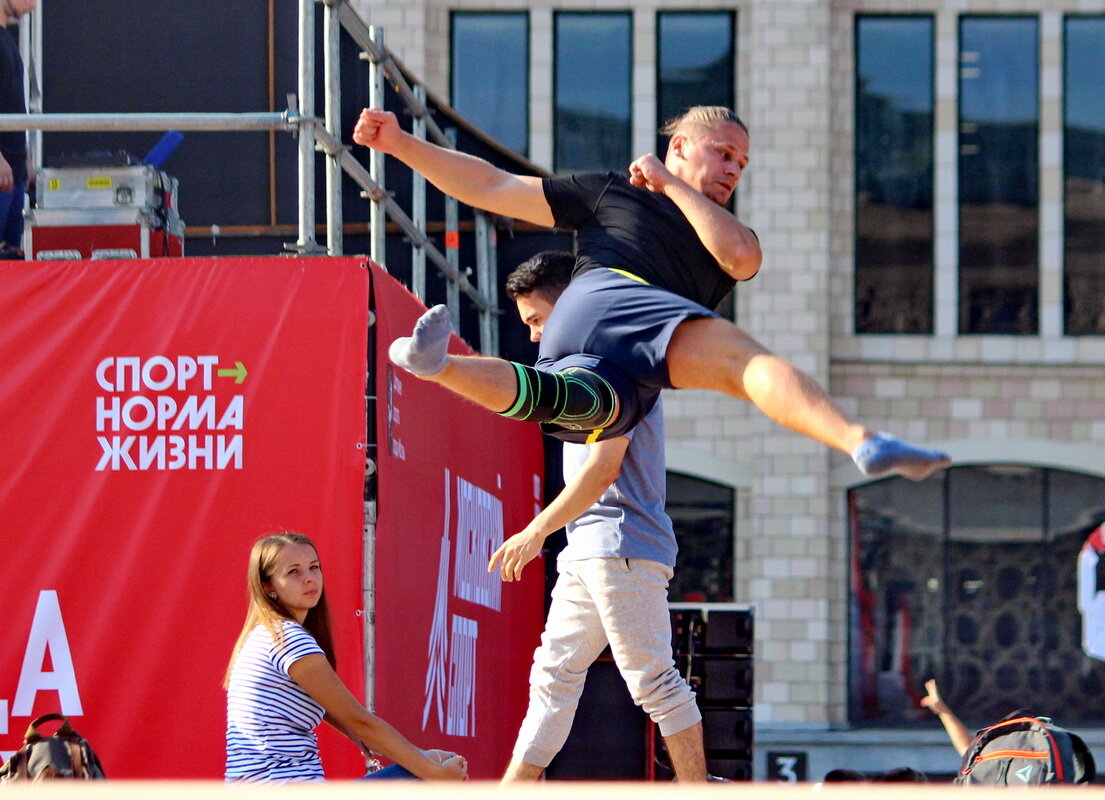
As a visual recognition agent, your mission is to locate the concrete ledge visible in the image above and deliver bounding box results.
[0,781,1098,798]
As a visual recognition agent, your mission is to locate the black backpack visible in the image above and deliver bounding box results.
[955,715,1094,786]
[0,713,106,781]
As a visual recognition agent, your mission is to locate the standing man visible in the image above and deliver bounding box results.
[353,105,950,481]
[490,251,707,782]
[0,0,33,260]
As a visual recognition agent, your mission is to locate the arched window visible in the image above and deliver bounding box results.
[666,472,735,602]
[849,465,1105,726]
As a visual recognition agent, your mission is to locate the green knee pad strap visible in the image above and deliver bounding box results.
[501,362,618,435]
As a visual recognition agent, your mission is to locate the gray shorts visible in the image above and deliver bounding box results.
[536,268,717,432]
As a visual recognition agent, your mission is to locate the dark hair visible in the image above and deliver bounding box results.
[505,250,574,300]
[874,767,927,783]
[822,768,866,782]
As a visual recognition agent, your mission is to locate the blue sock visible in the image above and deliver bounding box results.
[852,432,951,481]
[389,304,452,376]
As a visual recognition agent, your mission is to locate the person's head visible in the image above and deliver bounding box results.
[874,767,927,783]
[225,532,335,686]
[822,768,866,782]
[505,250,574,342]
[661,106,750,207]
[250,533,325,624]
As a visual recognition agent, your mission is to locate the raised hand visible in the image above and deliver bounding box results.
[628,153,674,195]
[352,108,405,153]
[921,679,950,715]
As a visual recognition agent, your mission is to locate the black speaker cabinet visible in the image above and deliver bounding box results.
[544,654,649,779]
[691,655,754,707]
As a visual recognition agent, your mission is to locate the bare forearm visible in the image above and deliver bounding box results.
[935,710,974,756]
[348,713,444,779]
[391,134,500,204]
[663,179,761,280]
[389,134,553,226]
[531,464,616,537]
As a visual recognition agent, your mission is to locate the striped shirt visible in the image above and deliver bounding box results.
[225,621,327,782]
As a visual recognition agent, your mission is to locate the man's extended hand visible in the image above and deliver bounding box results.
[628,153,676,196]
[488,527,544,582]
[352,108,406,154]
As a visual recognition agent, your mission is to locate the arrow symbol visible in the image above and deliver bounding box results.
[217,361,248,384]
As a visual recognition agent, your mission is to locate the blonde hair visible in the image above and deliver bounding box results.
[660,105,748,138]
[223,532,336,687]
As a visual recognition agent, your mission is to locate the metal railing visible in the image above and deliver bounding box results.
[0,0,504,355]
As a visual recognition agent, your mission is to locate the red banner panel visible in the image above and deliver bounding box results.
[0,257,370,778]
[370,267,546,780]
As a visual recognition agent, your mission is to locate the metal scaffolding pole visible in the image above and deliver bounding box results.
[313,128,490,314]
[367,26,386,268]
[323,0,344,256]
[294,0,322,254]
[9,7,503,354]
[411,85,427,301]
[444,128,460,324]
[0,112,293,132]
[475,212,499,355]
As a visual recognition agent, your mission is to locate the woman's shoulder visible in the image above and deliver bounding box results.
[242,619,314,648]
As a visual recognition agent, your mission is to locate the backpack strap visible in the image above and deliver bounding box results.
[1071,733,1096,783]
[958,718,1043,780]
[67,740,85,778]
[24,714,75,744]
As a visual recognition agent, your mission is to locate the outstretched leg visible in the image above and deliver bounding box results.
[390,305,622,439]
[666,317,950,480]
[389,305,519,410]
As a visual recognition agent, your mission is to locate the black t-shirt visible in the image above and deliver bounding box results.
[542,172,736,311]
[0,25,27,183]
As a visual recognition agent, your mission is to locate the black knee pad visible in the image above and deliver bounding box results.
[502,363,617,433]
[500,358,647,443]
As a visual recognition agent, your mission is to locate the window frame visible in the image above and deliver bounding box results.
[449,10,531,157]
[956,13,1041,336]
[852,13,936,336]
[847,464,1105,727]
[1061,14,1105,336]
[552,9,634,173]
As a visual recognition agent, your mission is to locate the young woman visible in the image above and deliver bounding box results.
[224,532,467,782]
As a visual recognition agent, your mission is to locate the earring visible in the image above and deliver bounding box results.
[269,593,277,599]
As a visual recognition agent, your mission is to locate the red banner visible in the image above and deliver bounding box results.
[370,268,546,780]
[0,257,370,778]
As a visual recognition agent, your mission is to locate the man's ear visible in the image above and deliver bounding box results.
[668,133,688,161]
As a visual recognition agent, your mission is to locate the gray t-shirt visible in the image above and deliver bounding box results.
[557,401,677,568]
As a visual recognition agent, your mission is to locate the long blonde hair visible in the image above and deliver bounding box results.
[223,533,336,687]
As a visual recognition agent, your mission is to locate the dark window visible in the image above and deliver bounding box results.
[849,465,1105,726]
[554,12,632,172]
[1063,16,1105,335]
[854,16,935,334]
[656,11,734,156]
[958,17,1039,335]
[666,473,735,602]
[451,13,529,156]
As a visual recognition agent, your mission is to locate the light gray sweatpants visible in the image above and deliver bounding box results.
[512,557,701,768]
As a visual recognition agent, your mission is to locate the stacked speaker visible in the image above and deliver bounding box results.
[545,606,754,780]
[669,608,755,780]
